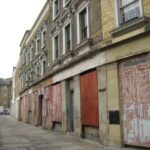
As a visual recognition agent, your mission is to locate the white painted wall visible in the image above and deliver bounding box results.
[52,52,105,83]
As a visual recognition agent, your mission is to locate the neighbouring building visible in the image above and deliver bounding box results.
[12,0,150,149]
[0,78,12,112]
[11,59,21,119]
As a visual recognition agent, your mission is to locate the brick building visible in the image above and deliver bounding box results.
[0,78,12,111]
[12,0,150,148]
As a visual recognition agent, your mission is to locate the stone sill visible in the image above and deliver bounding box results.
[111,17,149,37]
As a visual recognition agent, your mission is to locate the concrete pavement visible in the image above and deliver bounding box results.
[0,115,142,150]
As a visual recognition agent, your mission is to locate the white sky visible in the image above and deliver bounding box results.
[0,0,46,78]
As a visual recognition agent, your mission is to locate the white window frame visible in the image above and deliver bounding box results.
[52,32,59,61]
[41,28,47,49]
[63,20,72,55]
[53,0,59,20]
[115,0,143,27]
[63,0,70,7]
[35,37,40,55]
[30,46,34,62]
[76,2,90,44]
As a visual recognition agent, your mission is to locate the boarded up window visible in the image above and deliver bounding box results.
[80,70,99,127]
[52,83,62,122]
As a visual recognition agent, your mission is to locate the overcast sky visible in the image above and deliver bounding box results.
[0,0,46,78]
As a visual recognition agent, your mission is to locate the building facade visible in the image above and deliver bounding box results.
[0,78,12,112]
[13,0,150,148]
[11,59,21,119]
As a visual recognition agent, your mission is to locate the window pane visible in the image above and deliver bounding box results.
[122,1,140,22]
[80,8,87,40]
[55,0,58,15]
[121,0,135,6]
[65,24,71,50]
[55,36,59,58]
[80,9,87,29]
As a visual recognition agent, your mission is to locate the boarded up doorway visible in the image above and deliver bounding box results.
[80,70,99,140]
[119,55,150,148]
[66,79,74,133]
[38,95,43,126]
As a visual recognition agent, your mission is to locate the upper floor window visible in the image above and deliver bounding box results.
[80,8,87,40]
[53,0,59,20]
[66,24,71,50]
[30,47,34,62]
[35,38,40,55]
[63,0,70,7]
[41,30,46,48]
[42,61,46,75]
[77,3,89,44]
[55,35,59,59]
[116,0,143,25]
[63,22,72,54]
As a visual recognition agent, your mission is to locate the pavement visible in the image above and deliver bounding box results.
[0,115,144,150]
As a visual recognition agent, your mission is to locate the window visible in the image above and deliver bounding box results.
[64,23,71,53]
[30,47,34,61]
[53,35,59,60]
[43,61,46,75]
[63,0,70,7]
[77,3,89,44]
[35,38,40,55]
[80,8,87,40]
[116,0,143,25]
[53,0,59,20]
[41,30,46,48]
[36,66,40,78]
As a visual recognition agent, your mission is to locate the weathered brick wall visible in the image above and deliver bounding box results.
[101,0,116,41]
[143,0,150,18]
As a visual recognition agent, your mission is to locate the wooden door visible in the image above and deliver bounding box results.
[80,70,99,127]
[52,83,62,123]
[119,55,150,148]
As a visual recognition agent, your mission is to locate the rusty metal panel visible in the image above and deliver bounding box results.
[52,83,62,123]
[80,70,99,127]
[119,55,150,148]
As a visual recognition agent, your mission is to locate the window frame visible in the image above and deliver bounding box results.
[115,0,143,27]
[52,33,59,61]
[41,29,47,49]
[77,2,89,44]
[35,37,40,55]
[63,20,72,55]
[53,0,59,20]
[63,0,70,7]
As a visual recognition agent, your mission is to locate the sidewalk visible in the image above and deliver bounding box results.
[0,115,144,150]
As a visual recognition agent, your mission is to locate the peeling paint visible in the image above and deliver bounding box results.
[120,55,150,148]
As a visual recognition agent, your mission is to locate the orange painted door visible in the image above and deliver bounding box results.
[119,55,150,148]
[80,70,99,127]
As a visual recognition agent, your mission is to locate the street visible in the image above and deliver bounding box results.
[0,115,141,150]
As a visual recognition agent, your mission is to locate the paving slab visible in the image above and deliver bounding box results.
[0,115,144,150]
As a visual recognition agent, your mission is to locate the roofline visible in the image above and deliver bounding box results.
[20,0,49,48]
[20,30,30,47]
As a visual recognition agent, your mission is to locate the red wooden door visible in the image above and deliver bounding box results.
[80,70,99,127]
[119,55,150,148]
[52,83,62,123]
